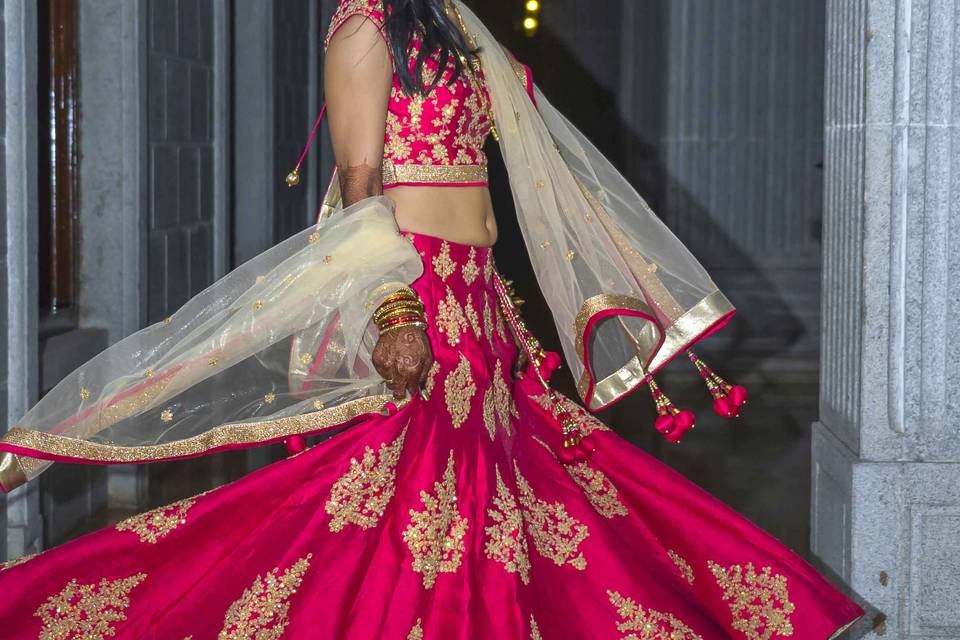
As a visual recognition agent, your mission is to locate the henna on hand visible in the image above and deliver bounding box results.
[372,326,434,400]
[339,161,383,207]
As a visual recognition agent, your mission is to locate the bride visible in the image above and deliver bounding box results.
[0,1,862,638]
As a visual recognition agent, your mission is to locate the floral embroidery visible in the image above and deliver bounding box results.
[530,615,543,640]
[483,295,496,347]
[669,550,695,585]
[482,361,518,441]
[325,428,407,532]
[436,287,469,346]
[444,354,476,428]
[536,392,611,435]
[462,248,480,285]
[219,554,312,640]
[115,497,196,544]
[431,242,457,281]
[465,293,481,338]
[408,619,424,640]
[607,590,703,640]
[513,462,588,570]
[494,301,509,344]
[403,451,469,589]
[566,462,628,519]
[708,561,795,640]
[36,573,147,640]
[484,255,495,283]
[484,466,531,585]
[423,361,441,398]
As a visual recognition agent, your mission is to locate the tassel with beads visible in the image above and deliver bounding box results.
[647,377,695,443]
[555,408,597,465]
[686,350,748,418]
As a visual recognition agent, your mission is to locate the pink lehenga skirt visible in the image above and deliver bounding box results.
[0,233,862,639]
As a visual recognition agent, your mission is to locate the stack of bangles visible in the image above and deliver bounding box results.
[373,287,428,334]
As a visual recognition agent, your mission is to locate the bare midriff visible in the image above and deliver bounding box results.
[388,184,498,247]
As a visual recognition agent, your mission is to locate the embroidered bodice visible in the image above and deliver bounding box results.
[325,0,496,188]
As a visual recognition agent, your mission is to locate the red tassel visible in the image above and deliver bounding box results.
[647,377,695,443]
[285,435,308,456]
[556,410,596,465]
[686,351,747,418]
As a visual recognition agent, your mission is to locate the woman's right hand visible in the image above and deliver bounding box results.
[372,326,434,400]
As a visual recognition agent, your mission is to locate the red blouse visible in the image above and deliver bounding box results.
[325,0,532,188]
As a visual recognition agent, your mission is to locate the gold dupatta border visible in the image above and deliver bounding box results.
[0,394,407,492]
[576,290,735,411]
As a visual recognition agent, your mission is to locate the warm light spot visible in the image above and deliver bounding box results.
[523,17,538,31]
[526,0,540,11]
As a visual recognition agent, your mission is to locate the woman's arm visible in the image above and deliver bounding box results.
[324,16,393,206]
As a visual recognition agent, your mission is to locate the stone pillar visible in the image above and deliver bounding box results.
[814,0,960,636]
[2,0,42,559]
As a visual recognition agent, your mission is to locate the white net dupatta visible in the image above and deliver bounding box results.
[0,198,422,491]
[459,3,734,412]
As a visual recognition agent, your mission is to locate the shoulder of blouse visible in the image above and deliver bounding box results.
[501,46,537,106]
[325,0,387,52]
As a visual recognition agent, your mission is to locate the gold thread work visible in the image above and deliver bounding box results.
[35,573,148,640]
[403,451,469,589]
[115,497,196,544]
[708,561,795,640]
[325,427,407,532]
[607,590,703,640]
[218,555,313,640]
[484,466,531,585]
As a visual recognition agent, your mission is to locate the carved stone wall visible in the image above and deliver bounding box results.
[814,0,960,636]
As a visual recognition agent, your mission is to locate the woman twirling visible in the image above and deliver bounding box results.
[0,1,863,637]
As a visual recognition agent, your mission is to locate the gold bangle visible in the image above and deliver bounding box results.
[379,320,427,335]
[373,300,425,320]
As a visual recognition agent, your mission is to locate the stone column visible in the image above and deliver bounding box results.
[2,0,42,559]
[814,0,960,636]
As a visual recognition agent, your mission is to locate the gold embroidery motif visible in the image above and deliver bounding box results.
[431,242,457,281]
[462,248,480,285]
[669,550,695,585]
[36,573,147,640]
[444,354,476,428]
[407,619,424,640]
[482,361,518,441]
[537,392,612,435]
[708,561,795,639]
[160,408,174,423]
[465,294,481,338]
[513,462,588,570]
[403,451,469,589]
[115,497,196,544]
[483,295,495,347]
[566,462,628,519]
[1,552,38,571]
[484,467,531,585]
[218,554,312,640]
[494,302,509,344]
[423,361,441,398]
[530,615,543,640]
[436,287,469,346]
[484,254,495,283]
[325,428,407,532]
[607,590,703,640]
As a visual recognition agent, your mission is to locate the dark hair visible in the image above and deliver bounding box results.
[382,0,475,95]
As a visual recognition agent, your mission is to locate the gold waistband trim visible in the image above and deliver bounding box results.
[0,395,409,492]
[382,160,488,186]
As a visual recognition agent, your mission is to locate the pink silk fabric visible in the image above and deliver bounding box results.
[0,234,862,639]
